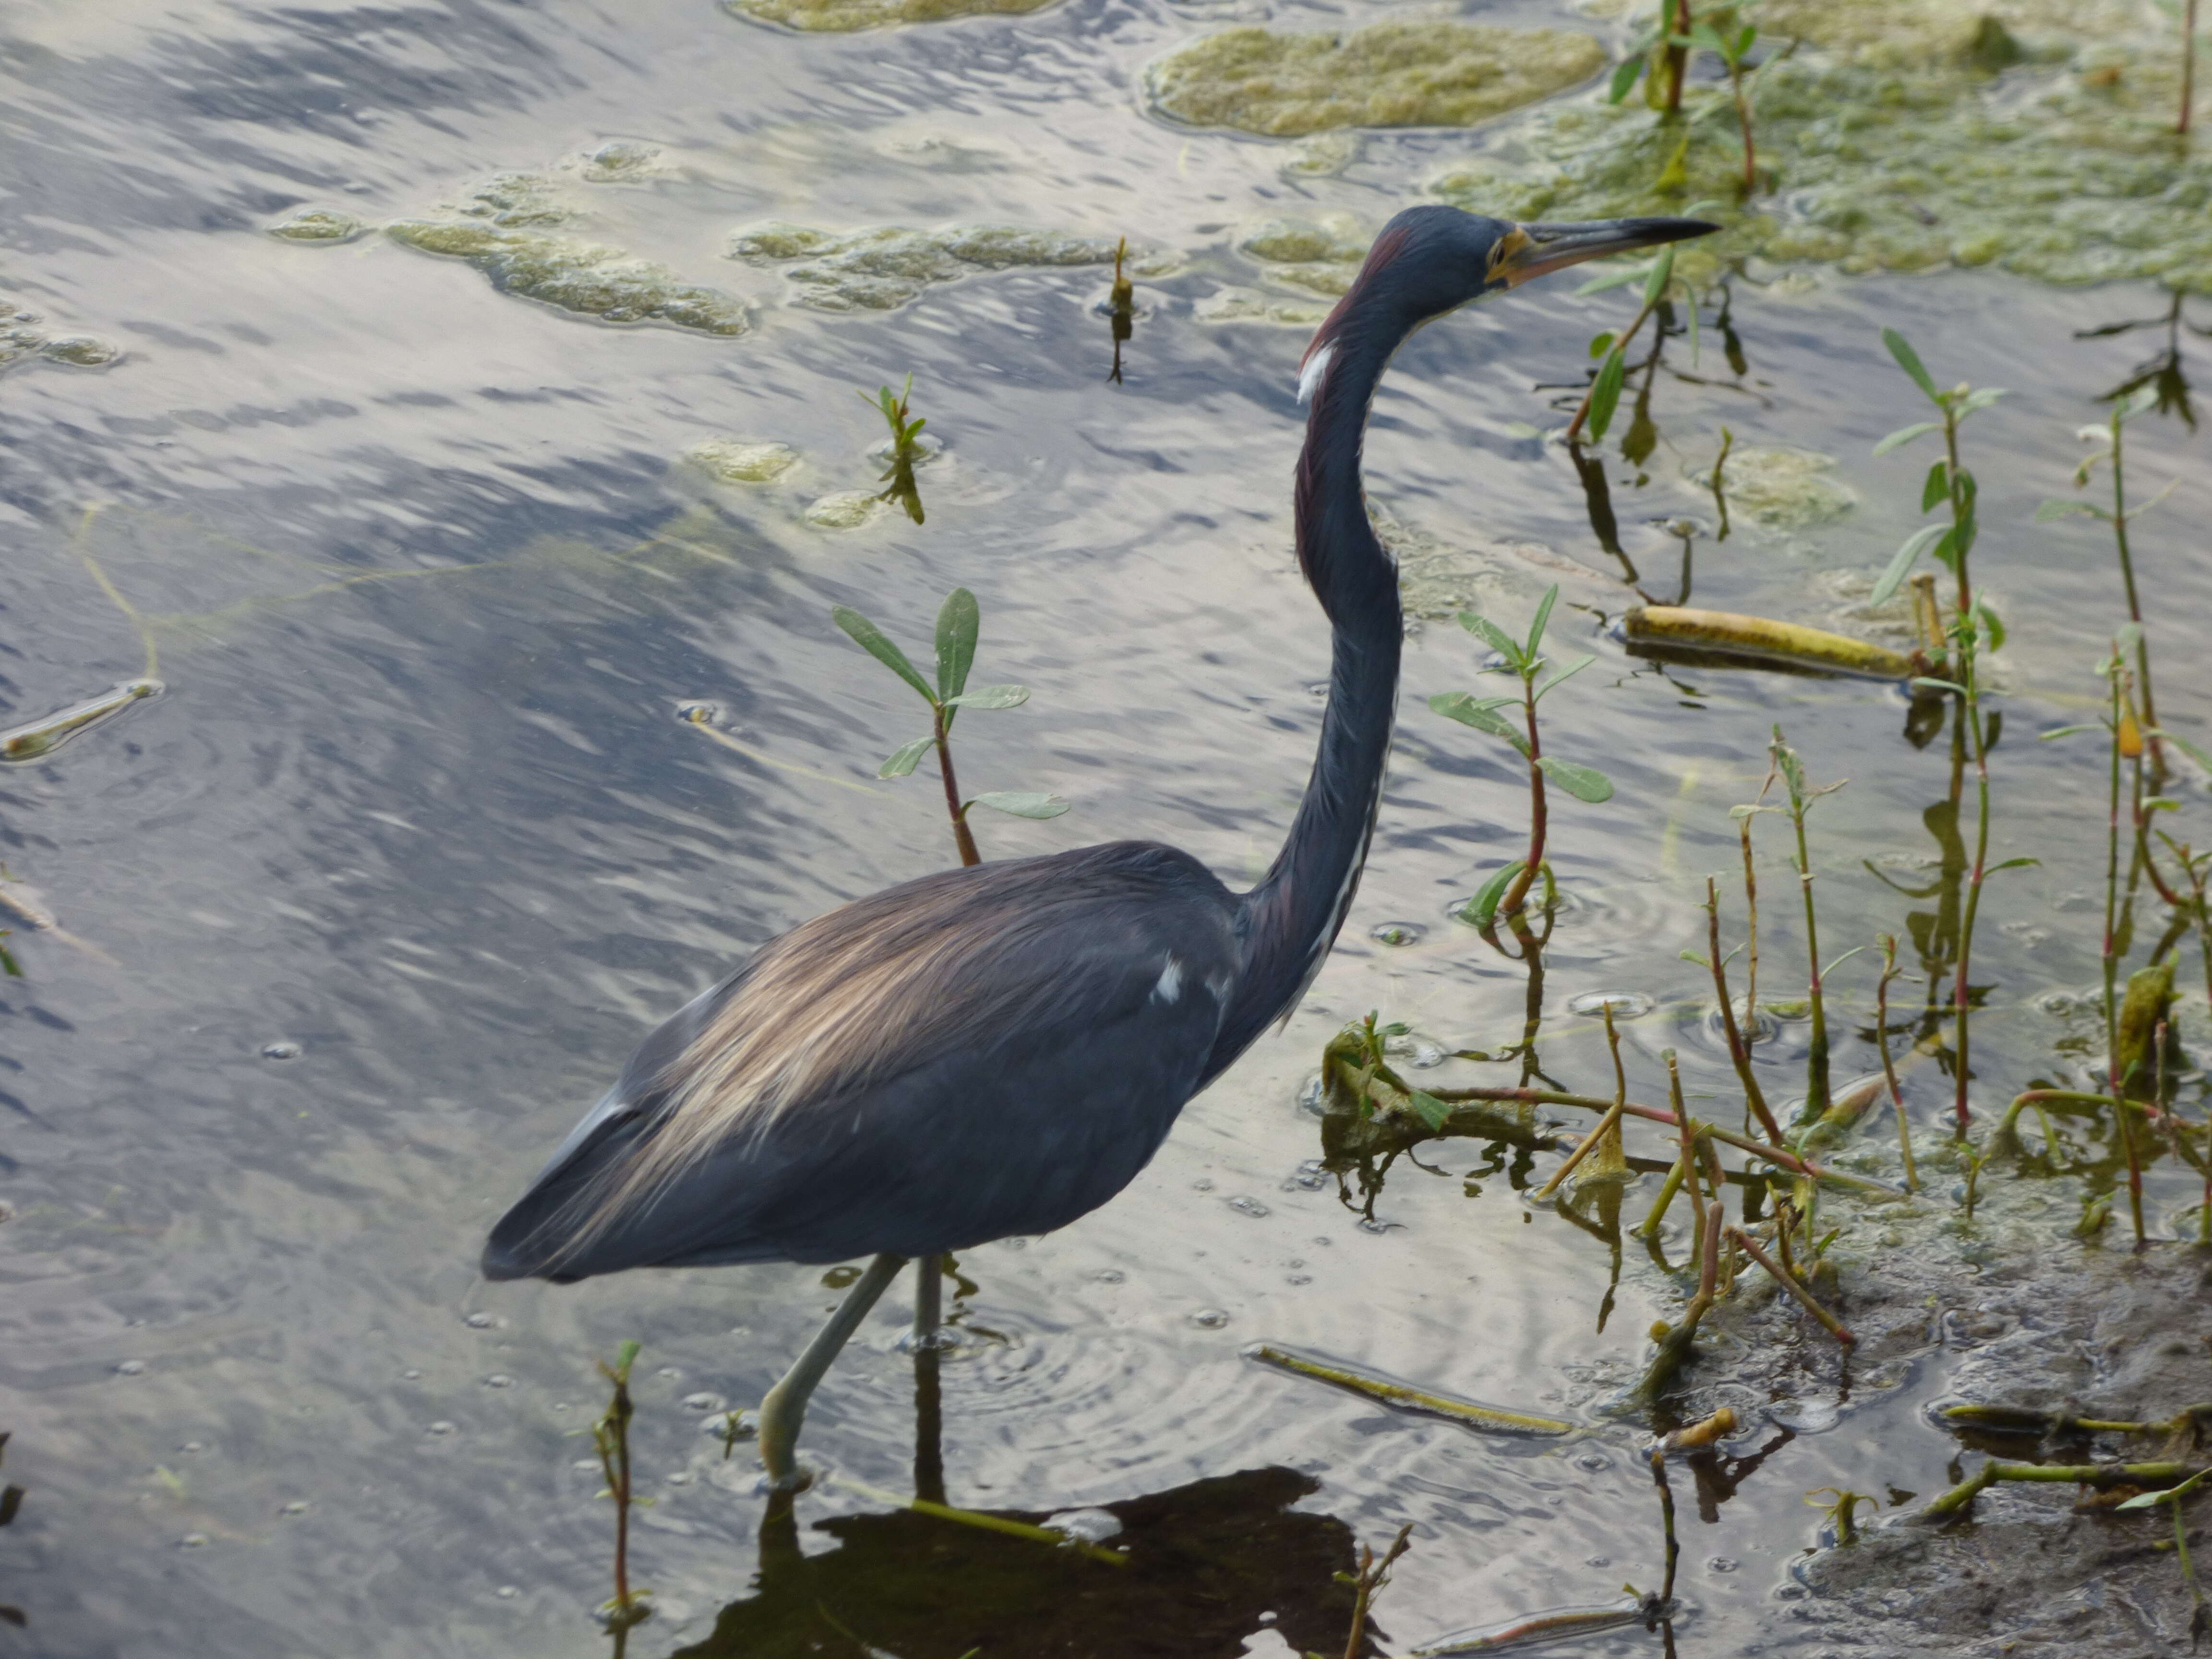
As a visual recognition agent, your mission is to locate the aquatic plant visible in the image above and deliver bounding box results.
[1803,1487,1871,1545]
[832,588,1068,868]
[1872,937,1921,1191]
[1339,1522,1413,1659]
[1568,248,1679,444]
[730,222,1133,313]
[866,375,929,525]
[1428,585,1613,927]
[1105,238,1134,385]
[2116,1465,2210,1640]
[1762,728,1851,1123]
[2036,382,2168,770]
[588,1341,651,1642]
[724,0,1052,30]
[1688,16,1767,196]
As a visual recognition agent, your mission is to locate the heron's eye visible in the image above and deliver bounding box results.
[1485,226,1533,283]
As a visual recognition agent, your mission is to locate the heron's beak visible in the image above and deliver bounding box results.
[1492,216,1721,287]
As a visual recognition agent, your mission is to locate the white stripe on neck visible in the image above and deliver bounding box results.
[1297,342,1336,406]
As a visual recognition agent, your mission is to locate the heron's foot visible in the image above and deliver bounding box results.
[756,1461,816,1498]
[894,1326,953,1355]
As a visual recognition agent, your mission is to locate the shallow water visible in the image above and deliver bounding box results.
[1,1,2209,1654]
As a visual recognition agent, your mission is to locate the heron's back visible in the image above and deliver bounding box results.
[483,841,1239,1280]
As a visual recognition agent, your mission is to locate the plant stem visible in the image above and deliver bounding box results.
[1665,0,1692,111]
[1729,58,1757,193]
[1950,631,1993,1137]
[1778,770,1833,1123]
[2108,411,2163,771]
[1566,291,1664,442]
[1500,673,1548,920]
[2183,0,2199,136]
[1740,811,1761,1016]
[1706,879,1784,1141]
[1923,1460,2204,1518]
[2100,655,2146,1245]
[932,705,982,868]
[1344,1524,1414,1659]
[1537,1005,1629,1199]
[1874,936,1920,1191]
[1727,1226,1855,1344]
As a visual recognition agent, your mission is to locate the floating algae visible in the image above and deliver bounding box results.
[1244,1343,1574,1436]
[267,208,366,243]
[1,301,121,373]
[1146,22,1607,138]
[803,491,886,529]
[1684,446,1854,532]
[686,439,801,484]
[387,175,748,335]
[1431,0,2212,291]
[580,142,664,183]
[725,0,1054,31]
[729,222,1146,312]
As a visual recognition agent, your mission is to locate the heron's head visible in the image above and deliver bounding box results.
[1298,206,1719,401]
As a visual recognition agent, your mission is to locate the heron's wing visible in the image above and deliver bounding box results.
[484,841,1238,1279]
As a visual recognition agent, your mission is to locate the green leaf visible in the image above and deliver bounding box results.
[1958,386,2008,415]
[878,735,935,778]
[2034,498,2105,523]
[2114,1489,2173,1511]
[1973,599,2006,652]
[1881,327,1941,403]
[1588,330,1617,359]
[942,683,1029,710]
[1607,53,1647,103]
[1871,420,1941,456]
[2144,795,2181,812]
[1734,23,1757,53]
[1537,755,1614,802]
[1641,245,1677,309]
[1871,523,1948,605]
[1986,856,2040,873]
[934,587,980,702]
[1921,460,1950,512]
[1458,611,1526,668]
[1460,862,1525,926]
[1534,653,1595,700]
[2037,723,2101,740]
[1680,948,1710,966]
[1928,524,1962,573]
[832,606,937,704]
[2117,382,2161,421]
[968,790,1070,819]
[1428,691,1524,742]
[1587,349,1628,442]
[1406,1090,1453,1130]
[1576,264,1648,296]
[1912,676,1968,695]
[1526,584,1560,659]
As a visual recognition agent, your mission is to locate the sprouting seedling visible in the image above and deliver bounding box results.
[1337,1522,1413,1659]
[1765,729,1847,1123]
[1804,1487,1872,1545]
[832,588,1069,869]
[1568,247,1680,445]
[2116,1465,2211,1642]
[2036,383,2173,772]
[1960,1141,1986,1223]
[1869,328,2008,619]
[589,1340,652,1642]
[1428,584,1612,929]
[865,374,928,525]
[1106,236,1135,385]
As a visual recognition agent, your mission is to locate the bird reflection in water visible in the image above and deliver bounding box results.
[673,1468,1383,1659]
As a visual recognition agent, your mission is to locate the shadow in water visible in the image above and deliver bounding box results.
[674,1467,1379,1659]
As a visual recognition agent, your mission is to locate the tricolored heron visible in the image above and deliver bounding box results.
[484,206,1718,1490]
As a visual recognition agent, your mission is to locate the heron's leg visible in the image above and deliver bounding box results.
[757,1251,905,1491]
[912,1251,942,1348]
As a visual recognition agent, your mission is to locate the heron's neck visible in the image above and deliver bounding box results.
[1206,322,1405,1075]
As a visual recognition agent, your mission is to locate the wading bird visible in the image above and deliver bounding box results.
[484,206,1717,1490]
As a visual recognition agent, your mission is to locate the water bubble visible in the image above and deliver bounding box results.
[1228,1196,1271,1219]
[179,1533,208,1549]
[1311,1235,1333,1247]
[402,1369,423,1380]
[1369,921,1425,947]
[1286,1274,1312,1286]
[115,1360,147,1376]
[666,1471,694,1485]
[426,1421,456,1437]
[1770,1398,1839,1433]
[1044,1507,1123,1543]
[281,1501,309,1515]
[1190,1178,1214,1192]
[464,1312,498,1329]
[1575,1452,1611,1471]
[1284,1159,1327,1191]
[575,1458,601,1470]
[495,1586,520,1599]
[1567,991,1654,1019]
[1190,1308,1231,1329]
[1586,1555,1611,1568]
[1707,1557,1740,1573]
[675,700,722,726]
[482,1374,514,1389]
[180,1442,207,1455]
[1095,1268,1126,1284]
[261,1040,301,1060]
[655,1367,683,1380]
[681,1392,726,1412]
